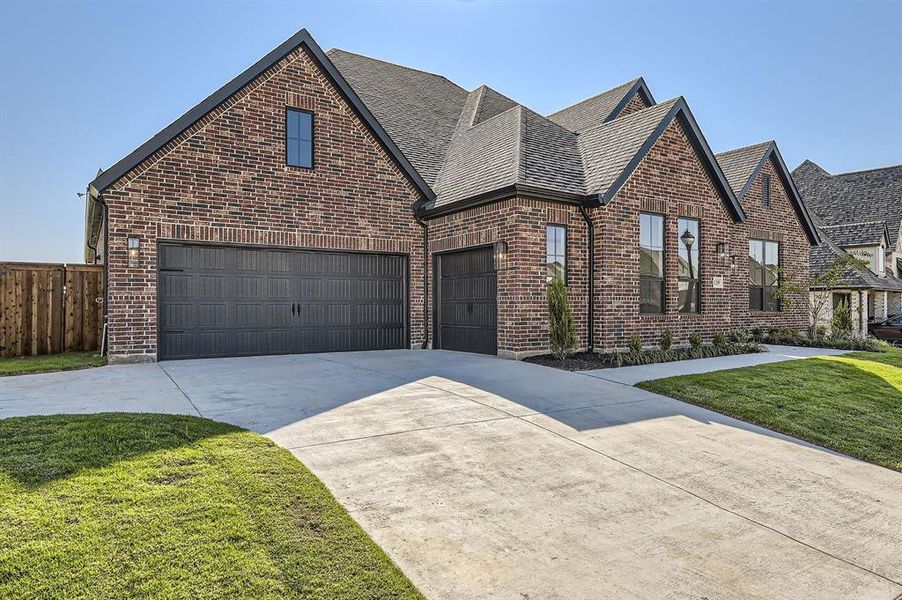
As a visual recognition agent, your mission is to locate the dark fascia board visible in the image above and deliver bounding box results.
[88,29,434,201]
[737,143,821,246]
[592,98,746,223]
[418,184,586,219]
[605,77,657,122]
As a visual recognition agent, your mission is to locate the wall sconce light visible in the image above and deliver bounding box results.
[716,243,726,267]
[127,237,140,268]
[493,240,509,271]
[730,255,737,275]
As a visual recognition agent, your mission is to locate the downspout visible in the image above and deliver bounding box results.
[100,195,110,356]
[415,214,429,349]
[579,206,595,352]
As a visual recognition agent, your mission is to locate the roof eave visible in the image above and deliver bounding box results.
[88,29,435,202]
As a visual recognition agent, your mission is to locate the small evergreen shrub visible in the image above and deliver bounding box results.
[659,329,674,351]
[628,334,643,355]
[688,331,702,350]
[713,331,727,347]
[728,328,749,343]
[831,299,853,338]
[547,275,577,360]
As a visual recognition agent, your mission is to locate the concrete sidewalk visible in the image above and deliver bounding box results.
[582,344,852,385]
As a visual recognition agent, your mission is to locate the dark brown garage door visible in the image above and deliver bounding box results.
[158,243,407,360]
[434,246,497,355]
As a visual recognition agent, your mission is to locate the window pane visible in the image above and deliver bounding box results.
[765,241,779,286]
[640,278,663,313]
[766,287,780,312]
[287,140,300,167]
[555,228,566,258]
[296,111,312,142]
[640,248,663,278]
[286,109,313,167]
[296,141,312,168]
[749,287,763,311]
[749,241,764,285]
[546,225,566,282]
[677,218,699,280]
[639,214,663,278]
[287,109,299,141]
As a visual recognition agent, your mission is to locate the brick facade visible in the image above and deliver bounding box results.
[616,91,651,119]
[731,156,811,331]
[101,46,424,361]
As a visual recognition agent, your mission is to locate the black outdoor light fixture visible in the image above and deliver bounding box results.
[127,236,140,268]
[680,228,696,251]
[716,242,726,267]
[493,240,509,271]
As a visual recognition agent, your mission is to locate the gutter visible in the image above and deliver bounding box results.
[579,206,595,352]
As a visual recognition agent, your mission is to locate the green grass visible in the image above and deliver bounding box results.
[0,413,422,599]
[0,352,106,376]
[638,347,902,471]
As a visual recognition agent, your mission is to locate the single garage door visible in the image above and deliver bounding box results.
[158,243,407,360]
[434,246,497,355]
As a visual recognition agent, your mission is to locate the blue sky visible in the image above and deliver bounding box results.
[1,1,900,263]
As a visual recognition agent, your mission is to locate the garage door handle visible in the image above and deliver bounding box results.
[467,302,473,313]
[291,303,296,316]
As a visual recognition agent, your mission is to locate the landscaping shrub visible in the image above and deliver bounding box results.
[728,328,749,343]
[526,340,767,371]
[628,334,643,355]
[832,299,853,337]
[744,326,883,352]
[713,332,727,347]
[547,275,577,360]
[688,331,702,350]
[659,329,674,351]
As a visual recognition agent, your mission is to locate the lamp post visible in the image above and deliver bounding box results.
[680,228,696,311]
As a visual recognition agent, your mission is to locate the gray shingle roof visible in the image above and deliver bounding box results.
[818,221,888,248]
[811,228,902,291]
[547,78,643,132]
[578,98,680,197]
[326,49,468,186]
[793,161,902,247]
[715,141,773,196]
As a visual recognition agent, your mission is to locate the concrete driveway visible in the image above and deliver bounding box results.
[2,350,901,599]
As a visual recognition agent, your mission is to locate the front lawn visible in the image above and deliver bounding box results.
[0,352,106,377]
[638,347,902,471]
[0,413,422,599]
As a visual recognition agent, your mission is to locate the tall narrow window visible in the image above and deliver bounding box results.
[677,218,700,313]
[639,213,664,313]
[546,225,567,283]
[762,174,771,207]
[749,239,779,311]
[286,108,313,168]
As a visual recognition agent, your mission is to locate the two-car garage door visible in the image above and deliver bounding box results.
[158,243,407,360]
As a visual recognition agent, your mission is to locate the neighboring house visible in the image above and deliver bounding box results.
[83,29,819,362]
[792,161,902,334]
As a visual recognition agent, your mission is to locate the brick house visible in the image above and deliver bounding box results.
[791,161,902,334]
[83,29,819,362]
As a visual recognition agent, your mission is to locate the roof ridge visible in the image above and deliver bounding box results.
[575,96,680,137]
[326,48,466,91]
[514,106,526,182]
[547,77,640,118]
[715,140,773,157]
[830,163,902,177]
[819,220,887,227]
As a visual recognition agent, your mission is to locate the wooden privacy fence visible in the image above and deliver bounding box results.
[0,263,105,358]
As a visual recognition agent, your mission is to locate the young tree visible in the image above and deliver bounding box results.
[547,275,577,360]
[774,254,868,338]
[831,299,853,337]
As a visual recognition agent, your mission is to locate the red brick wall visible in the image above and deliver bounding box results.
[731,156,811,331]
[614,91,651,119]
[426,198,589,356]
[590,119,735,349]
[101,46,424,361]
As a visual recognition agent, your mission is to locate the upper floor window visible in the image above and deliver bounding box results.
[546,225,567,283]
[639,213,664,313]
[749,239,779,311]
[677,218,700,313]
[286,108,313,168]
[762,174,771,207]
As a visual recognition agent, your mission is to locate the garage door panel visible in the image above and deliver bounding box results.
[158,243,407,359]
[436,247,497,355]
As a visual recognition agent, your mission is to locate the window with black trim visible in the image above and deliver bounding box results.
[546,225,567,283]
[639,213,664,313]
[749,239,779,311]
[677,218,700,313]
[286,108,313,168]
[762,174,771,207]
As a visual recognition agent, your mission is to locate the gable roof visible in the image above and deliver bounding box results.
[792,161,902,245]
[423,96,746,222]
[811,224,902,291]
[88,29,435,201]
[547,77,656,132]
[326,49,468,187]
[715,141,820,245]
